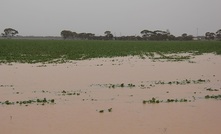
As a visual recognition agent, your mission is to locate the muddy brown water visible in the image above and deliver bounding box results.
[0,54,221,134]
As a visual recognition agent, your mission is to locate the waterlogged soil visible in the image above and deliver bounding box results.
[1,53,221,134]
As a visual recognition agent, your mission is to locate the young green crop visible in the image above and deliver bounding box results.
[0,39,221,63]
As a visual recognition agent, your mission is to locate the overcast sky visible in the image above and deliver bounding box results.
[1,0,221,36]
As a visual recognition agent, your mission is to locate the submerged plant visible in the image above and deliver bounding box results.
[128,83,135,88]
[99,110,104,113]
[205,95,221,99]
[143,97,191,104]
[1,98,55,106]
[108,108,112,112]
[4,100,14,105]
[206,88,219,91]
[166,98,189,103]
[120,83,124,87]
[143,97,162,104]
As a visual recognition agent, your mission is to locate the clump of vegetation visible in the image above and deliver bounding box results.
[97,108,113,113]
[193,79,207,84]
[205,95,221,99]
[0,98,55,106]
[166,98,189,103]
[143,97,162,104]
[206,88,219,91]
[153,79,209,86]
[96,83,136,89]
[92,78,209,90]
[99,110,104,113]
[138,78,209,89]
[41,90,50,93]
[0,84,13,87]
[120,83,124,87]
[143,97,191,104]
[62,90,67,94]
[108,108,112,112]
[166,79,208,85]
[36,98,55,104]
[128,83,135,88]
[3,100,15,105]
[59,90,81,96]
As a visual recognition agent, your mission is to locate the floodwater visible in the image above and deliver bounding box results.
[0,53,221,134]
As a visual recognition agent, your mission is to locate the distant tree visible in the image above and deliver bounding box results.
[72,32,77,38]
[140,29,174,41]
[61,30,73,39]
[1,33,5,37]
[178,33,193,41]
[140,30,153,39]
[182,33,187,38]
[108,33,114,39]
[205,32,210,40]
[79,33,90,39]
[216,29,221,40]
[104,31,111,36]
[104,31,113,40]
[2,28,18,37]
[168,35,176,40]
[186,35,193,40]
[205,32,215,40]
[152,30,170,40]
[176,36,183,41]
[86,33,95,40]
[136,36,143,40]
[166,29,170,35]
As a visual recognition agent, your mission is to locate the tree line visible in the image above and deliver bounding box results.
[1,28,221,41]
[205,30,221,40]
[60,29,221,41]
[60,30,114,40]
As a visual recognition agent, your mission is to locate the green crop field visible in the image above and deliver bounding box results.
[0,39,221,63]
